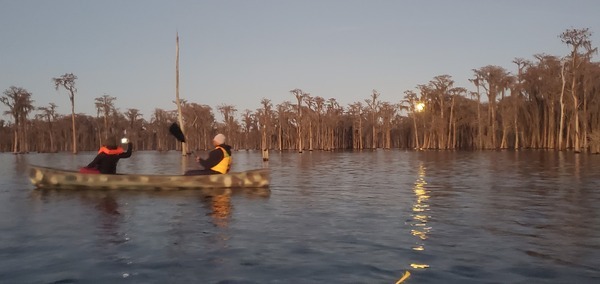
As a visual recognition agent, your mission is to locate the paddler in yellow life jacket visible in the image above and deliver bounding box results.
[184,133,232,176]
[83,135,133,174]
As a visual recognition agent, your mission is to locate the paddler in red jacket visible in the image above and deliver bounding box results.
[83,136,133,174]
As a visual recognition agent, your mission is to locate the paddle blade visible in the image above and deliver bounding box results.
[169,122,186,143]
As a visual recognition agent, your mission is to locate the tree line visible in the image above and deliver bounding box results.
[2,28,599,154]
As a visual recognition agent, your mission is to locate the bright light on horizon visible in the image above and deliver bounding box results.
[415,102,425,112]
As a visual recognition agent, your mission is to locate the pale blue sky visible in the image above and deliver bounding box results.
[1,0,599,121]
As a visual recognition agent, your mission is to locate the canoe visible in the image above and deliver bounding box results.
[29,165,270,190]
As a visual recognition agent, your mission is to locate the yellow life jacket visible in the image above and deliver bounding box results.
[211,146,232,174]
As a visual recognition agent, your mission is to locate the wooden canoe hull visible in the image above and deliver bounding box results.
[29,166,270,190]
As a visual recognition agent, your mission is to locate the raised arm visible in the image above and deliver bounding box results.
[119,142,133,158]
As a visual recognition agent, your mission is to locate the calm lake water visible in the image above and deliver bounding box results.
[1,150,599,283]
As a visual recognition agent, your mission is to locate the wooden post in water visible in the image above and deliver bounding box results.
[175,32,187,156]
[261,119,269,161]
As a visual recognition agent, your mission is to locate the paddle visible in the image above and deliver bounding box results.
[169,122,198,158]
[169,122,186,143]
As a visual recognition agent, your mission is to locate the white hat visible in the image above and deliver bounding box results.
[213,133,226,145]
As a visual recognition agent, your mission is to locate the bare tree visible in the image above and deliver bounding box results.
[94,94,117,142]
[1,86,35,153]
[365,90,380,149]
[174,32,188,156]
[469,75,484,149]
[217,104,237,147]
[379,102,397,149]
[402,90,421,149]
[53,73,78,154]
[303,95,316,151]
[428,75,457,149]
[258,98,273,160]
[560,28,598,152]
[125,108,143,148]
[37,103,59,152]
[447,87,467,149]
[290,88,308,153]
[276,101,293,150]
[325,98,342,150]
[183,103,215,150]
[151,108,176,151]
[313,96,326,150]
[512,58,530,149]
[473,66,510,148]
[241,109,255,150]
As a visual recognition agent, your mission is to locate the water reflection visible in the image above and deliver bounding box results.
[200,189,233,228]
[5,151,598,283]
[13,154,29,178]
[410,162,431,270]
[198,187,272,228]
[95,195,120,216]
[29,189,126,244]
[91,194,127,247]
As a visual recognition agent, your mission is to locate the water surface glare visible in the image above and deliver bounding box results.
[1,150,599,283]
